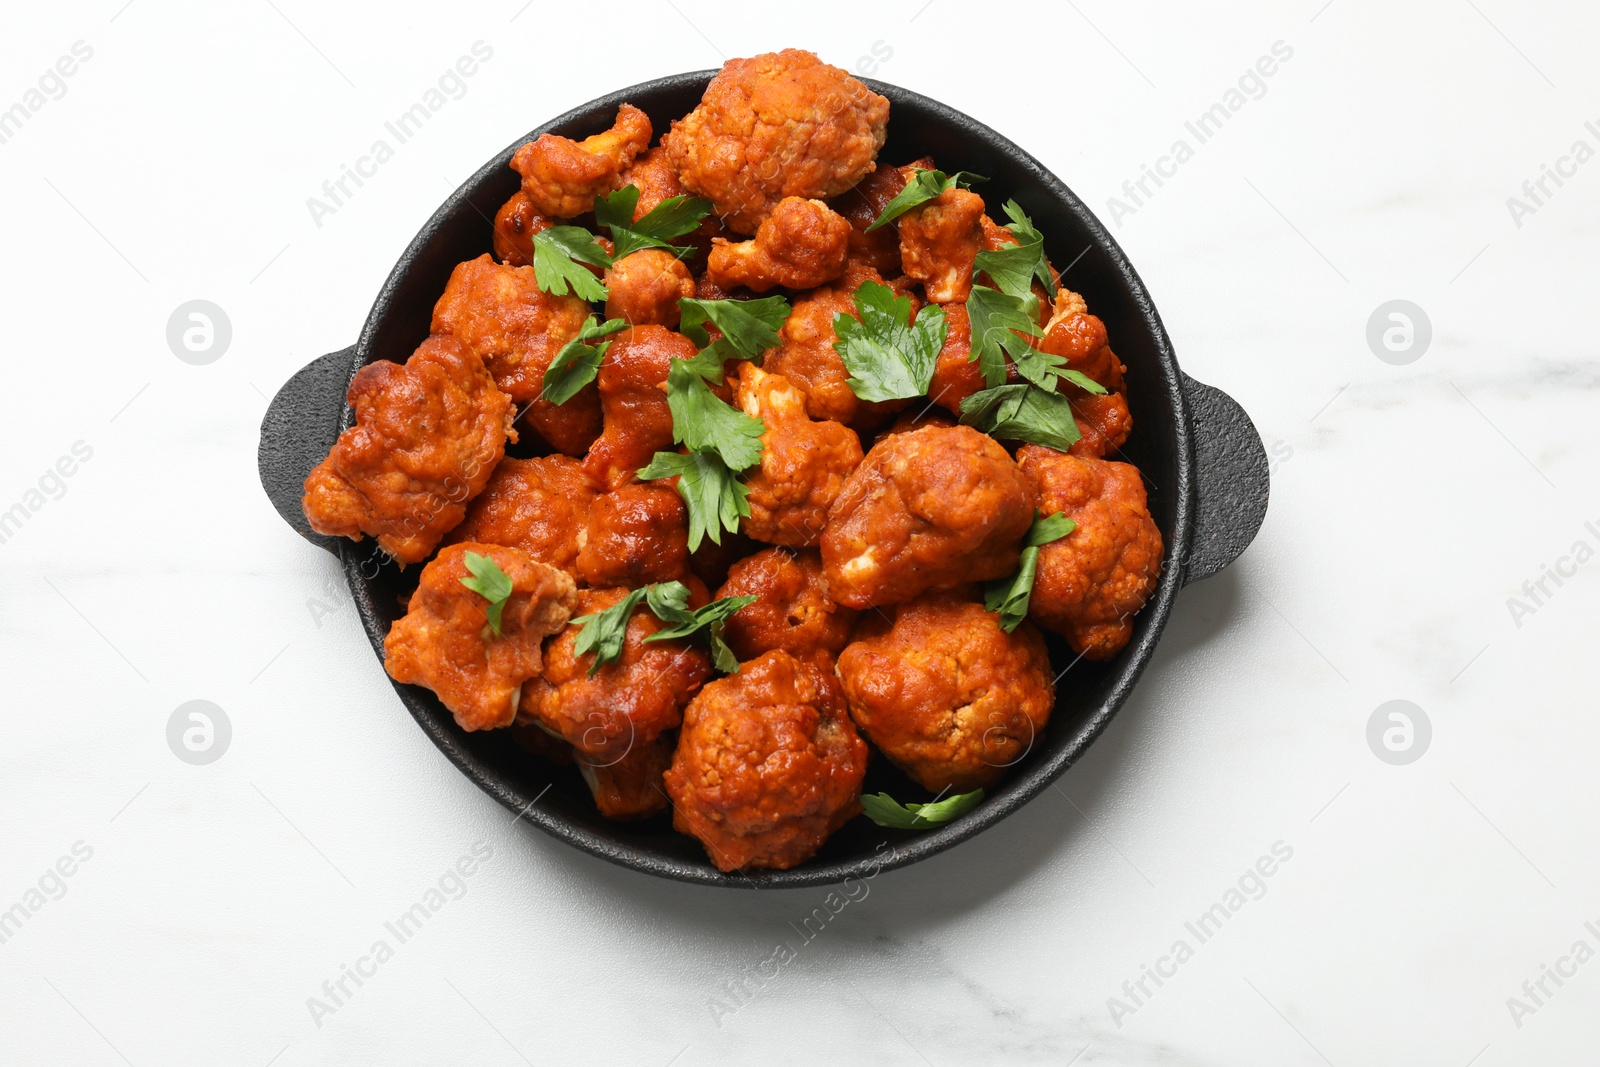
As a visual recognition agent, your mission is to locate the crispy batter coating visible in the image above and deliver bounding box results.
[706,197,850,292]
[822,425,1035,609]
[444,455,594,577]
[578,482,692,588]
[431,253,598,455]
[665,650,867,871]
[521,587,711,763]
[1041,289,1126,392]
[836,591,1054,792]
[872,408,955,446]
[1070,392,1133,460]
[604,249,695,327]
[383,543,576,732]
[734,363,863,547]
[578,735,675,820]
[716,548,857,664]
[763,267,906,427]
[663,49,889,234]
[581,325,698,490]
[303,336,512,564]
[927,301,986,415]
[829,161,909,275]
[1017,446,1163,660]
[492,190,552,267]
[897,182,986,303]
[511,103,652,218]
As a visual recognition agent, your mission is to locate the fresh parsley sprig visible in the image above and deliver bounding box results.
[984,511,1077,632]
[540,317,628,404]
[637,450,752,551]
[569,580,759,675]
[594,185,713,261]
[458,551,514,637]
[973,200,1057,305]
[966,285,1043,388]
[678,296,792,365]
[958,383,1083,452]
[860,789,985,829]
[833,280,947,403]
[531,225,612,301]
[664,360,765,471]
[865,169,987,232]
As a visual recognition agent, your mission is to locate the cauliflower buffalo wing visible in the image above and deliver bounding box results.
[578,482,692,588]
[706,197,850,292]
[302,335,513,564]
[578,735,676,820]
[521,587,711,763]
[897,178,985,303]
[511,103,652,218]
[491,190,552,267]
[384,543,576,732]
[604,249,695,327]
[431,253,598,455]
[715,547,857,665]
[837,591,1054,792]
[821,425,1035,608]
[1017,446,1163,659]
[664,649,867,871]
[763,267,908,427]
[733,363,863,547]
[663,49,889,234]
[444,455,594,578]
[828,161,911,275]
[582,324,698,490]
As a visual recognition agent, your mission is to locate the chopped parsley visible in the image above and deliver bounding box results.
[958,383,1083,452]
[569,580,760,675]
[540,317,628,404]
[531,225,612,301]
[678,295,792,364]
[833,280,947,402]
[983,511,1077,632]
[636,450,752,551]
[860,789,985,829]
[865,168,986,232]
[594,184,712,260]
[458,551,514,637]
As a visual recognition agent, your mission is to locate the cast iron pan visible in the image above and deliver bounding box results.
[258,72,1270,887]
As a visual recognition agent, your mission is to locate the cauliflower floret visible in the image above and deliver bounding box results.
[302,336,513,564]
[715,547,858,665]
[604,249,695,327]
[577,736,676,821]
[384,543,576,732]
[897,179,986,303]
[444,455,595,579]
[491,190,552,266]
[577,482,692,588]
[581,325,699,490]
[663,49,889,234]
[1016,446,1163,659]
[734,363,863,547]
[836,590,1054,792]
[706,197,850,292]
[821,424,1035,609]
[664,650,867,872]
[511,103,653,218]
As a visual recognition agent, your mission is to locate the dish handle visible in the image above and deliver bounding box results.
[1180,373,1269,585]
[257,347,353,556]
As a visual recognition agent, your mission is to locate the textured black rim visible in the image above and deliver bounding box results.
[339,72,1195,888]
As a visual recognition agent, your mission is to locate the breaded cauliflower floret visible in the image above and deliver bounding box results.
[604,249,695,327]
[665,650,868,872]
[577,735,676,821]
[1016,446,1163,660]
[822,424,1035,609]
[578,482,692,588]
[763,265,908,427]
[715,547,857,665]
[511,103,652,218]
[1037,288,1133,459]
[837,591,1055,792]
[491,190,552,267]
[828,160,914,275]
[734,363,863,547]
[444,455,595,579]
[663,50,889,234]
[302,335,513,564]
[431,253,597,455]
[384,543,576,732]
[581,325,699,490]
[520,587,711,763]
[706,197,850,292]
[897,179,986,303]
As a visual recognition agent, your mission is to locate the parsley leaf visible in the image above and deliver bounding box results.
[958,383,1083,452]
[665,360,765,471]
[531,225,612,301]
[860,789,985,829]
[1058,369,1109,395]
[458,551,515,637]
[637,451,752,551]
[594,185,713,261]
[966,285,1043,388]
[833,280,947,403]
[865,169,987,232]
[540,317,628,404]
[678,296,792,361]
[983,511,1077,632]
[643,584,760,673]
[570,587,651,676]
[999,199,1057,297]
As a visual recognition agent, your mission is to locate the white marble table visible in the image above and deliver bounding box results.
[2,2,1595,1063]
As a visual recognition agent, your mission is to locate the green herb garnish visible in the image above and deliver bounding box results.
[664,360,765,472]
[983,511,1077,632]
[966,285,1043,388]
[833,280,947,403]
[860,789,985,829]
[458,551,514,637]
[636,450,752,551]
[531,225,612,301]
[643,583,759,673]
[865,169,986,232]
[594,185,713,261]
[677,296,792,364]
[958,383,1083,452]
[540,317,628,404]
